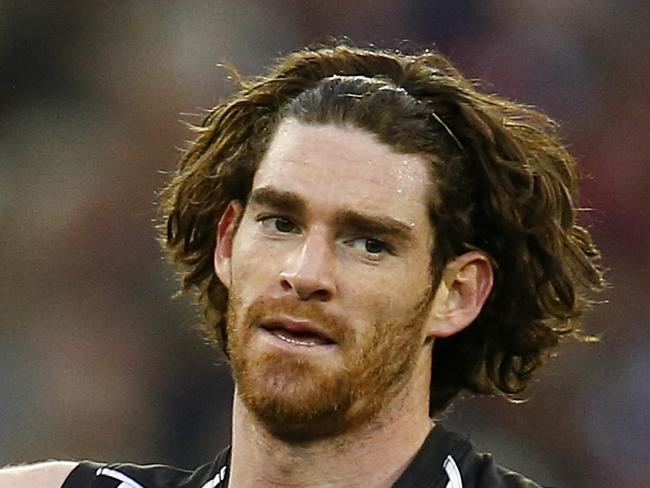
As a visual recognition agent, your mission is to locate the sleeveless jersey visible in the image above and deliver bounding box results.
[62,424,544,487]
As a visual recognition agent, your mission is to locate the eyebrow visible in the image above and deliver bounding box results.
[334,210,415,246]
[248,186,416,246]
[248,187,306,215]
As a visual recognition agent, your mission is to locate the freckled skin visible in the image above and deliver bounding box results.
[219,120,441,440]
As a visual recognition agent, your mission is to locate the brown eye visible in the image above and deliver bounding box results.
[260,216,297,234]
[364,238,386,254]
[274,218,295,233]
[347,237,391,258]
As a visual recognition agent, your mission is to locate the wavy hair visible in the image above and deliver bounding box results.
[158,44,604,414]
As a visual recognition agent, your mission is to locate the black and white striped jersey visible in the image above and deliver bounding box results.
[62,424,543,488]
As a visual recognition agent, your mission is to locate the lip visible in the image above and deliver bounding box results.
[259,316,336,345]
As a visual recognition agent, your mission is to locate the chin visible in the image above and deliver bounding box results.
[256,408,351,442]
[234,355,362,441]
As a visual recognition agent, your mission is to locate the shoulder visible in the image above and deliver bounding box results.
[430,425,545,488]
[494,464,545,488]
[60,461,209,488]
[0,461,79,488]
[57,448,230,488]
[1,446,230,488]
[398,424,545,488]
[466,451,544,488]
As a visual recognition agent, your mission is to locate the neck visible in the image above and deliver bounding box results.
[228,355,434,488]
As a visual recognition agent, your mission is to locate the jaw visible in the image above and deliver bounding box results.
[232,339,430,444]
[232,343,355,441]
[226,289,435,444]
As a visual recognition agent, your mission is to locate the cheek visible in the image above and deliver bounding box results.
[345,267,432,333]
[230,225,302,307]
[230,231,273,296]
[395,256,433,300]
[347,260,431,308]
[343,287,403,338]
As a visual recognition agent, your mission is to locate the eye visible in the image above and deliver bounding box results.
[259,216,298,234]
[347,237,392,257]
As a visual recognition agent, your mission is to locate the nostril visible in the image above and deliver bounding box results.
[279,275,333,302]
[280,279,293,291]
[312,289,332,302]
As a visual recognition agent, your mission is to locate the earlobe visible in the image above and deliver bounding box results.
[214,200,244,289]
[426,252,494,338]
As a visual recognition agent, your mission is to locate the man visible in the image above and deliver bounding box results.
[1,44,603,487]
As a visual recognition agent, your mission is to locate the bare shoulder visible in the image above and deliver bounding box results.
[0,461,79,488]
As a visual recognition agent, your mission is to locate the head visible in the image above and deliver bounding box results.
[159,44,604,434]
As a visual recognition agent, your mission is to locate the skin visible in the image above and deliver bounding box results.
[0,462,78,488]
[214,120,493,488]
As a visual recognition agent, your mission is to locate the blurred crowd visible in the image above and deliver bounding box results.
[1,1,648,486]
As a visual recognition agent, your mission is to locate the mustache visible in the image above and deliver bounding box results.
[242,296,348,343]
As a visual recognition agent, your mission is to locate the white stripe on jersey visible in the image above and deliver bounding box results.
[96,467,146,488]
[443,455,463,488]
[200,465,227,488]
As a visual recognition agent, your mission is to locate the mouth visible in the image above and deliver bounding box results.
[260,317,336,347]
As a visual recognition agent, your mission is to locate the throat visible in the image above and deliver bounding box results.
[231,395,435,488]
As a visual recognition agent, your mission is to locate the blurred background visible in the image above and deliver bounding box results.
[1,1,648,486]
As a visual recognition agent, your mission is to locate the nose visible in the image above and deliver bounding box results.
[279,232,336,301]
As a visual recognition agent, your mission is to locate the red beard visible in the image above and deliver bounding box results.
[226,292,432,441]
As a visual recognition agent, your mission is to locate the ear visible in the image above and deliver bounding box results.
[425,251,494,338]
[214,200,244,289]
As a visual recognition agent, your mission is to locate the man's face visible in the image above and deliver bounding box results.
[217,120,437,440]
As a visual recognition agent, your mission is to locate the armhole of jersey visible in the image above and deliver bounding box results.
[61,461,105,488]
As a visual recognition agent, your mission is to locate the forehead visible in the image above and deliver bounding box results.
[252,120,432,223]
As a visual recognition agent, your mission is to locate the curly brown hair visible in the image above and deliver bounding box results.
[158,43,604,414]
